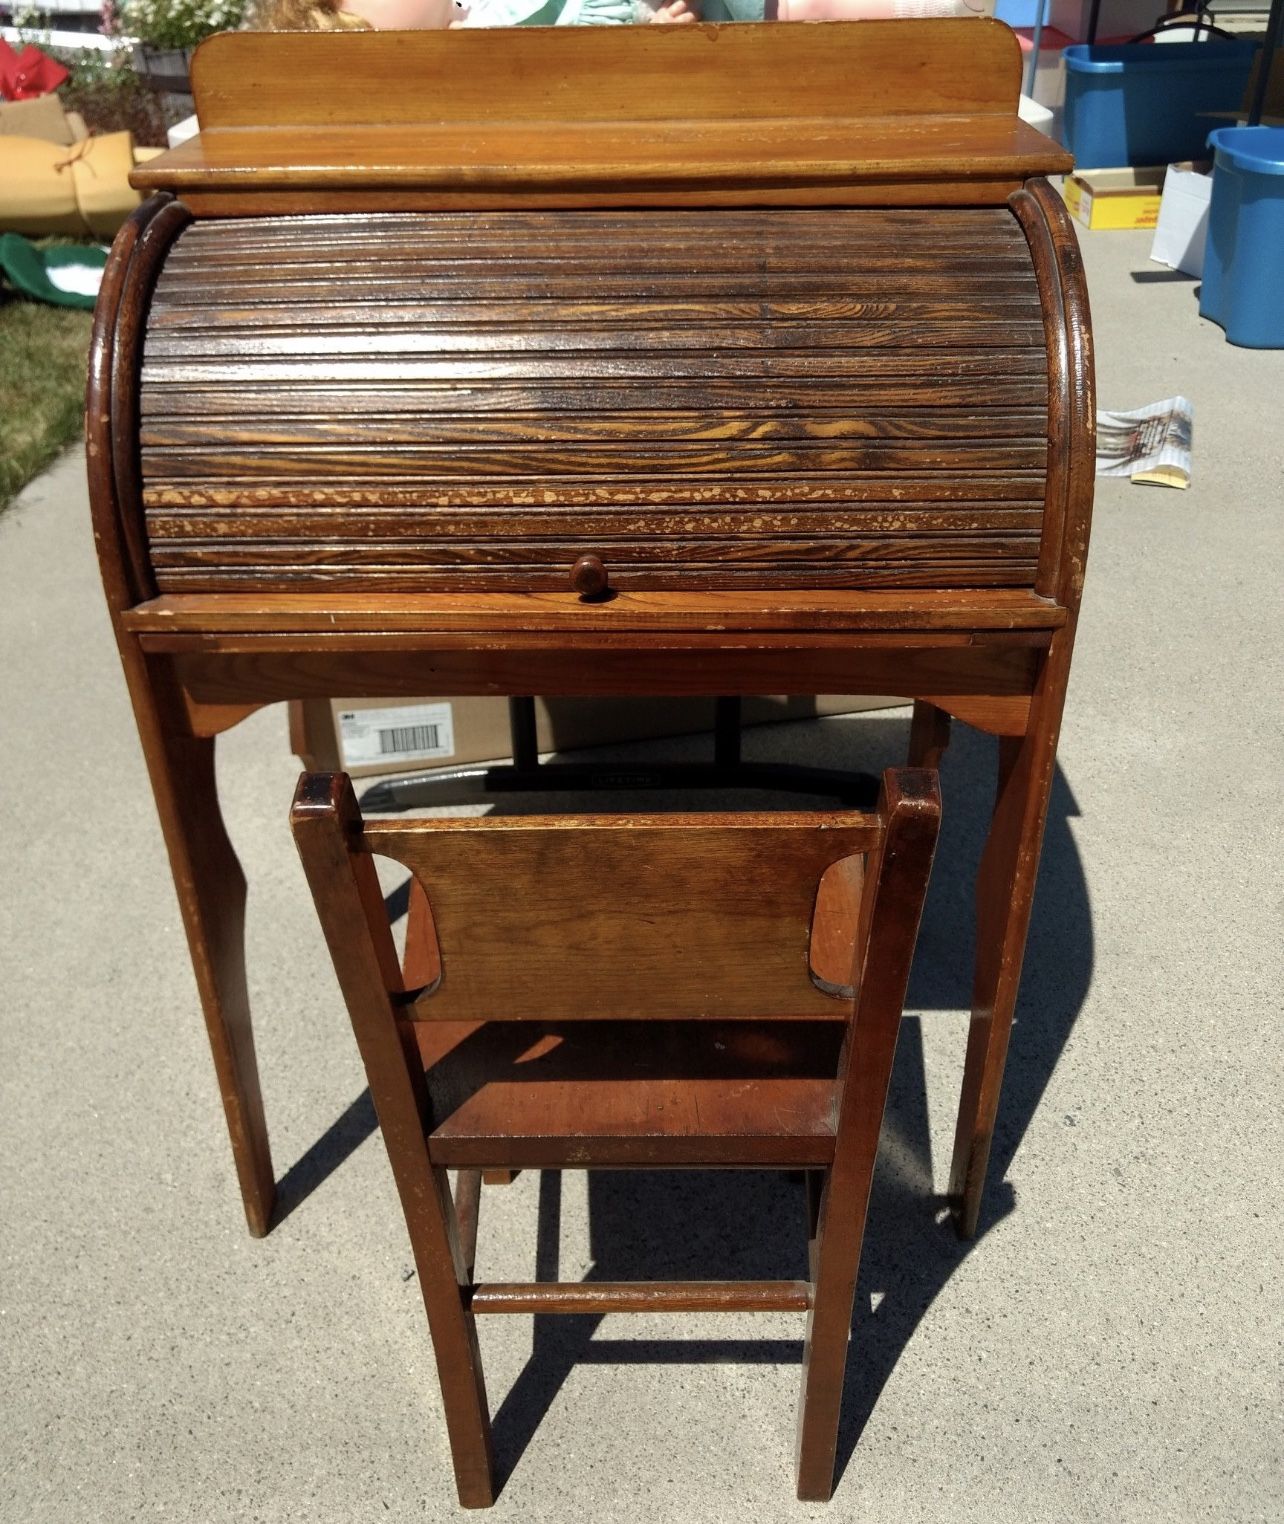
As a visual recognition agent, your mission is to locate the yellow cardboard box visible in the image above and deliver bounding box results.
[1062,166,1167,230]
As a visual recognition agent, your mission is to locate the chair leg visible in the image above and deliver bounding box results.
[293,777,495,1505]
[795,1165,864,1502]
[793,769,940,1499]
[409,1165,496,1509]
[803,1168,824,1281]
[454,1168,483,1283]
[796,977,916,1492]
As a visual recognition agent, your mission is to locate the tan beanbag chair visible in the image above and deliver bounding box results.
[0,131,143,239]
[0,92,87,146]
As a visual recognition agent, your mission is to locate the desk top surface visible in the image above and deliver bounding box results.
[123,589,1069,638]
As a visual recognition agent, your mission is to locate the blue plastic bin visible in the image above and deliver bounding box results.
[1062,42,1258,169]
[1199,127,1284,349]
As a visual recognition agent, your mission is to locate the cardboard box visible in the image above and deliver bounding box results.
[1049,0,1163,42]
[1062,166,1167,229]
[291,695,905,779]
[1148,161,1212,277]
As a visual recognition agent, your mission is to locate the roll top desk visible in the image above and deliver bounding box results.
[89,20,1092,1237]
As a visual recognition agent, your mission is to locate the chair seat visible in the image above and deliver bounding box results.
[416,1019,845,1168]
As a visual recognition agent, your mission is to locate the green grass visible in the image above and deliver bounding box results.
[0,296,94,512]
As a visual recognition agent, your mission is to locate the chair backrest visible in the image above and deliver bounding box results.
[291,769,940,1027]
[362,811,875,1022]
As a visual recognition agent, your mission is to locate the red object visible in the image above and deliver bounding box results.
[1013,25,1137,52]
[0,40,71,101]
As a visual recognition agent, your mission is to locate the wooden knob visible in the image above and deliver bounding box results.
[570,553,608,599]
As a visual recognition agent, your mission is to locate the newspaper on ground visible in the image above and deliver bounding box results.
[1095,396,1193,488]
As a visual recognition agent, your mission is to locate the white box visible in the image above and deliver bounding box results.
[1148,162,1213,278]
[1019,93,1055,131]
[167,114,200,149]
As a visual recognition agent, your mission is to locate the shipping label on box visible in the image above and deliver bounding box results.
[336,702,456,769]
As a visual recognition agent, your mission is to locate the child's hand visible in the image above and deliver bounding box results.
[649,0,699,20]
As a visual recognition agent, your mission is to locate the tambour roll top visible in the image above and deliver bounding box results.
[97,21,1091,609]
[139,207,1052,594]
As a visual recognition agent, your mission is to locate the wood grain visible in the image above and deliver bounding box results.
[362,812,874,1023]
[161,642,1039,737]
[187,22,1025,129]
[121,588,1069,635]
[138,207,1050,595]
[469,1282,813,1315]
[87,6,1095,1293]
[132,117,1068,210]
[123,25,1070,213]
[417,1018,845,1166]
[290,768,939,1505]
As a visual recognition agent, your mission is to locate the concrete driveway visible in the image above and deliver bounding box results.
[1,226,1281,1523]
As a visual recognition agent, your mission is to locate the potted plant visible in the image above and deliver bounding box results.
[119,0,246,94]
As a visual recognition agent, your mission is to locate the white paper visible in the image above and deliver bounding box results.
[1096,396,1193,487]
[338,703,455,767]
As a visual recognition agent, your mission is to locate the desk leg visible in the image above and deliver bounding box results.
[948,643,1070,1240]
[129,658,275,1236]
[908,700,952,770]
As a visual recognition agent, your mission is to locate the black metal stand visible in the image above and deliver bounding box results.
[359,696,880,813]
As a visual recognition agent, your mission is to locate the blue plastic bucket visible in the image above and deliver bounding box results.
[1062,42,1258,169]
[1200,126,1284,349]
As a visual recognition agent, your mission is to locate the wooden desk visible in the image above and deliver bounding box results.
[91,20,1092,1240]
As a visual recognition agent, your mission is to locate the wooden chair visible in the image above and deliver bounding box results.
[291,767,940,1507]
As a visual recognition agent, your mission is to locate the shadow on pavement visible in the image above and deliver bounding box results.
[275,710,1092,1495]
